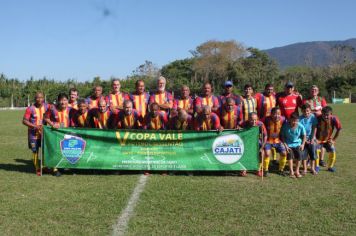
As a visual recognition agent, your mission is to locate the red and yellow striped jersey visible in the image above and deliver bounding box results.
[263,116,285,144]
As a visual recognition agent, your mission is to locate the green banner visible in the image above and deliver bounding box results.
[43,126,259,171]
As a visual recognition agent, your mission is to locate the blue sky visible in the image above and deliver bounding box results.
[1,0,355,81]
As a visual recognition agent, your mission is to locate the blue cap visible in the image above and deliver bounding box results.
[224,81,233,87]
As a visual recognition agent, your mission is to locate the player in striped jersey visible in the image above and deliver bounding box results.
[144,102,168,130]
[45,93,71,129]
[106,79,129,115]
[86,86,104,109]
[44,93,72,176]
[169,109,193,130]
[89,99,114,129]
[172,85,194,116]
[22,92,49,175]
[263,107,287,176]
[194,105,223,131]
[115,100,142,129]
[149,76,173,116]
[70,99,90,128]
[219,97,243,129]
[194,82,220,115]
[241,84,257,122]
[130,80,149,127]
[255,84,277,119]
[68,88,79,110]
[219,80,241,107]
[316,106,342,172]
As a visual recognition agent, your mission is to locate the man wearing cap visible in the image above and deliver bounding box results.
[303,85,327,117]
[276,82,303,119]
[219,80,241,107]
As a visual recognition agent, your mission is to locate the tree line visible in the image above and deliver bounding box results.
[1,40,356,107]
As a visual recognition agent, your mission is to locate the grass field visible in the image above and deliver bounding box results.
[1,105,356,235]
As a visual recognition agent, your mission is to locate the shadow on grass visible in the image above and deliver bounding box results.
[0,158,34,174]
[0,159,281,177]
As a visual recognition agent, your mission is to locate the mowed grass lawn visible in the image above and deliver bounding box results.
[1,105,356,235]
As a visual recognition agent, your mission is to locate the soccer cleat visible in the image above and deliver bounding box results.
[36,169,41,176]
[315,166,320,173]
[256,170,263,177]
[263,171,268,177]
[327,167,336,172]
[278,170,287,177]
[320,160,326,167]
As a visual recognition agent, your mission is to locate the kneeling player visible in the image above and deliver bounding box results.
[116,100,142,129]
[144,102,168,130]
[169,109,193,130]
[242,112,267,177]
[263,107,287,176]
[194,106,223,131]
[70,99,90,127]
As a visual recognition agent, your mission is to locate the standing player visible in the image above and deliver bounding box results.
[276,81,302,119]
[22,92,49,176]
[219,97,243,129]
[242,112,267,177]
[44,93,72,177]
[263,107,287,176]
[144,103,168,130]
[68,88,79,110]
[194,82,220,115]
[303,85,327,116]
[70,99,90,128]
[172,85,194,116]
[130,80,150,126]
[115,100,142,129]
[106,79,129,115]
[149,76,173,116]
[316,106,342,172]
[303,85,328,167]
[299,104,318,175]
[87,86,104,109]
[241,84,257,122]
[255,84,276,119]
[45,93,71,129]
[280,113,306,178]
[219,80,241,107]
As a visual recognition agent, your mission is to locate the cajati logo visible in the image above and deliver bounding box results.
[212,134,244,164]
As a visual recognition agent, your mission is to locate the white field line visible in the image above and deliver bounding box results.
[112,175,148,236]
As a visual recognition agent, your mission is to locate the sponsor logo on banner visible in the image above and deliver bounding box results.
[60,134,86,164]
[212,134,244,164]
